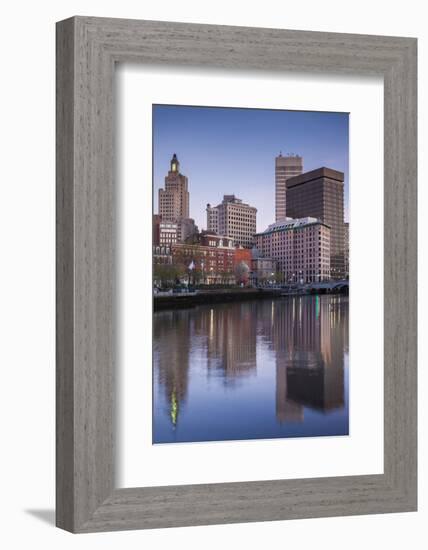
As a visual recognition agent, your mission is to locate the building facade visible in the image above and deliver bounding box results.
[255,217,331,283]
[158,153,189,221]
[206,204,219,234]
[343,222,349,279]
[172,233,236,285]
[153,245,173,265]
[152,215,179,247]
[199,231,234,249]
[152,214,161,246]
[275,153,303,222]
[177,217,198,243]
[250,256,278,285]
[206,195,257,248]
[153,214,198,247]
[286,167,345,279]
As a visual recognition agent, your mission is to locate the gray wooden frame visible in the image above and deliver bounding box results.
[56,16,417,533]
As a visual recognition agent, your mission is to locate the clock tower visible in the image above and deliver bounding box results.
[170,153,179,173]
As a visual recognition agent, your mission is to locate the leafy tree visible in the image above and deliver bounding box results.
[235,261,250,285]
[275,271,284,284]
[153,263,186,287]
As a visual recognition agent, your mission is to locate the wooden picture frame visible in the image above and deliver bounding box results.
[56,16,417,533]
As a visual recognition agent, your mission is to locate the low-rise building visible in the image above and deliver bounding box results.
[153,215,179,247]
[250,252,278,285]
[177,217,198,243]
[159,220,178,247]
[199,231,234,249]
[255,217,331,283]
[153,245,173,265]
[171,234,236,285]
[153,214,199,246]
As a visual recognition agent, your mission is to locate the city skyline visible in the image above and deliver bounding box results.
[153,104,349,232]
[152,104,350,445]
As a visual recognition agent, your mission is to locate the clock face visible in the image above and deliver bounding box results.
[172,163,177,172]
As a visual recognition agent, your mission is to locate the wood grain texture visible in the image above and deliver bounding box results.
[56,17,75,532]
[56,16,417,533]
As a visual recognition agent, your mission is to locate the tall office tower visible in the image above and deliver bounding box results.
[206,195,257,249]
[158,154,189,222]
[206,202,219,234]
[286,167,345,279]
[275,153,303,221]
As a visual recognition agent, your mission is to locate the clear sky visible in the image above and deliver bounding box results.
[153,104,349,232]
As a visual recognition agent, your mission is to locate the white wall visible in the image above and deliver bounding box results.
[0,1,425,548]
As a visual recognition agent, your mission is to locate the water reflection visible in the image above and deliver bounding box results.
[153,295,348,443]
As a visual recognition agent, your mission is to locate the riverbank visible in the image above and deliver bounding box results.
[154,285,348,310]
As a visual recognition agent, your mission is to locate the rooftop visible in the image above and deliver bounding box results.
[256,217,330,236]
[208,194,257,211]
[286,166,344,188]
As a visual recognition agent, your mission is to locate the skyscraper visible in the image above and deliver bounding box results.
[158,153,189,221]
[275,153,303,221]
[286,167,345,279]
[206,195,257,249]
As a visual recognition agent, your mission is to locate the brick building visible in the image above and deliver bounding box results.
[172,232,236,285]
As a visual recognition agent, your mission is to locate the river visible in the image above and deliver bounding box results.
[153,294,349,444]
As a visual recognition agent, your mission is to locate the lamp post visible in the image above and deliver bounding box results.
[188,260,195,287]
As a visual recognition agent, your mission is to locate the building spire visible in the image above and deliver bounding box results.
[171,153,179,173]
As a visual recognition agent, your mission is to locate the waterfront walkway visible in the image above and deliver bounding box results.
[154,281,348,310]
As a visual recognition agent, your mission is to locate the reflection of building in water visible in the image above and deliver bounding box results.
[194,302,257,379]
[154,295,348,431]
[258,296,347,422]
[154,309,192,426]
[285,351,344,411]
[276,358,304,422]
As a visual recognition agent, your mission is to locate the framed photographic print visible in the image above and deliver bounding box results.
[56,16,417,532]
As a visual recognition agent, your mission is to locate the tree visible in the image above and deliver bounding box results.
[191,269,203,286]
[275,271,285,284]
[235,261,250,285]
[153,263,186,287]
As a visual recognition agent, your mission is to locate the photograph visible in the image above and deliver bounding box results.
[0,0,420,542]
[152,104,350,444]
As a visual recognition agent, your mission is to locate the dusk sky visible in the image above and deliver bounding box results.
[153,105,349,232]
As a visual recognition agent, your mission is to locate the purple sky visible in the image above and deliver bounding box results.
[153,105,349,232]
